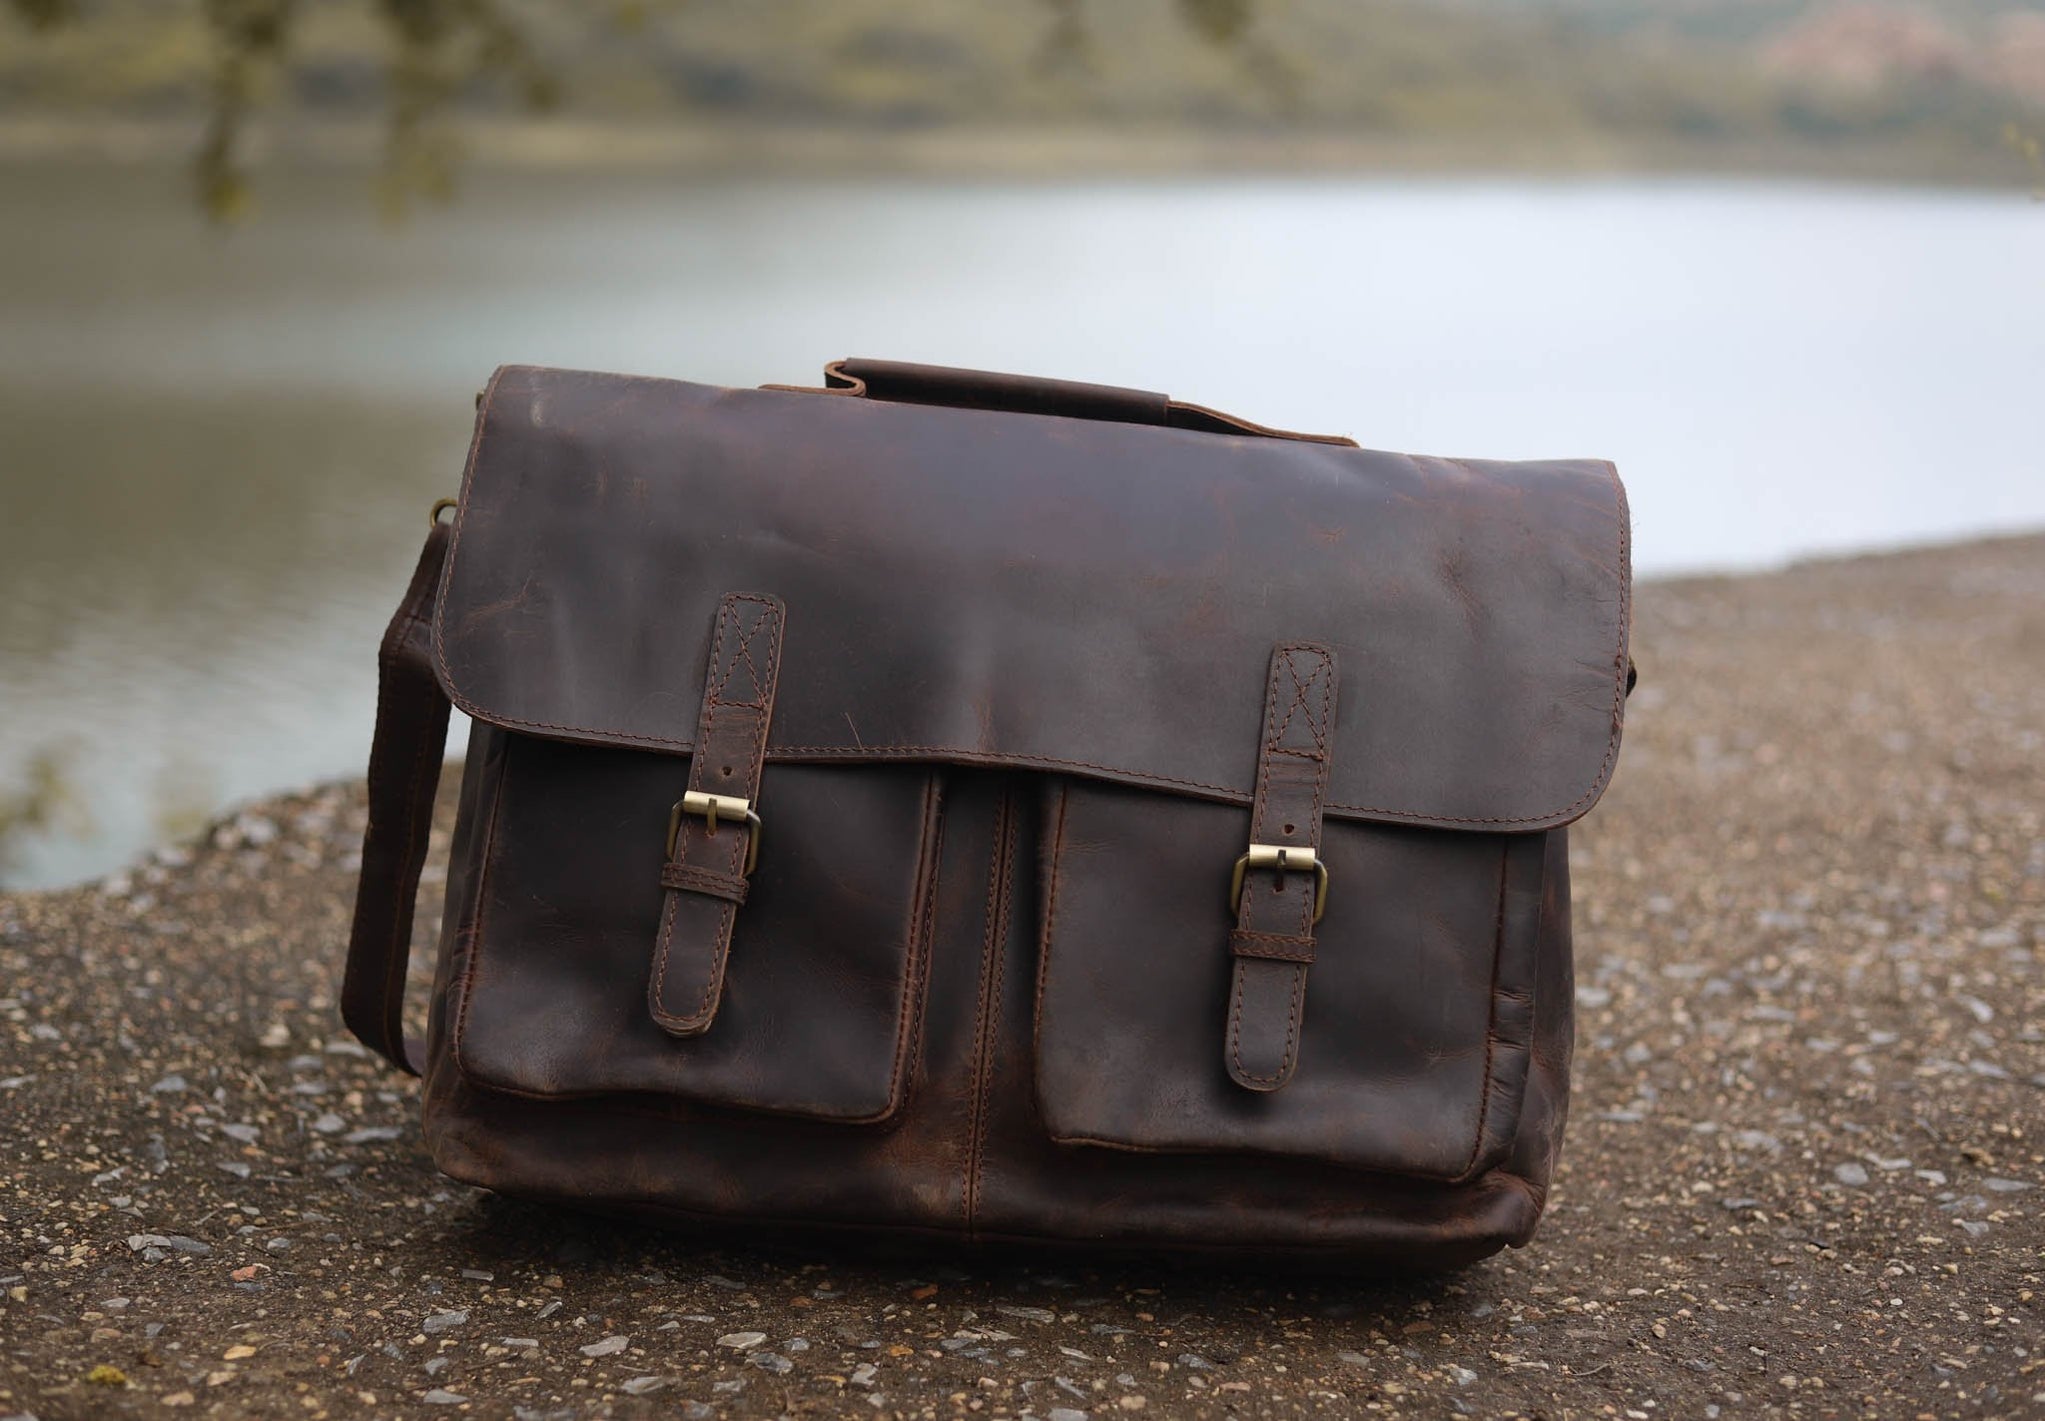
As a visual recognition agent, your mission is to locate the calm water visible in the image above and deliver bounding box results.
[2,163,2040,888]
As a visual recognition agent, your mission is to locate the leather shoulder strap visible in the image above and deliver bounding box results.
[340,524,454,1076]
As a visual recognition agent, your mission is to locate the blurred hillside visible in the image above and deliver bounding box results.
[2,0,2042,187]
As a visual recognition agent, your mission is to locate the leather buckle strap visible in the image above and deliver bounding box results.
[1224,642,1339,1094]
[647,592,786,1038]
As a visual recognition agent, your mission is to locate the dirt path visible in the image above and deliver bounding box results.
[3,535,2040,1420]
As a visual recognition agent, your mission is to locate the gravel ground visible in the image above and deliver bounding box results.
[2,534,2040,1420]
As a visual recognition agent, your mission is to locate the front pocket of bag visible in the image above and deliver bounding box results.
[451,734,941,1124]
[1033,780,1541,1181]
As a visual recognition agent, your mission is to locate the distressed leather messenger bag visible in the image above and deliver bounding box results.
[341,359,1633,1269]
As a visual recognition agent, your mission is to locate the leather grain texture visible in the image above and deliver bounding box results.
[344,359,1633,1270]
[432,364,1631,833]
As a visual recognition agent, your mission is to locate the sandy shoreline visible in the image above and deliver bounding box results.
[1,532,2039,1417]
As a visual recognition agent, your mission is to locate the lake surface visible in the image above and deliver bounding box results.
[2,162,2040,888]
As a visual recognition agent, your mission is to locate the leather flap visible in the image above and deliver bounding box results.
[433,365,1632,833]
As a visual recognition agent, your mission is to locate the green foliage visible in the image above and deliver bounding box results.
[193,0,288,219]
[2009,120,2045,193]
[0,745,88,889]
[1177,0,1254,47]
[12,0,73,29]
[5,0,2041,216]
[7,0,581,219]
[371,0,559,219]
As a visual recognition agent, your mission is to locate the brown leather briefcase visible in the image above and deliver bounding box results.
[342,359,1633,1270]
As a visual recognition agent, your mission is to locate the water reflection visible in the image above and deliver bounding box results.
[0,381,468,887]
[2,161,2040,887]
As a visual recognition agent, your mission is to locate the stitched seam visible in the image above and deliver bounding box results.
[647,890,684,1022]
[659,863,748,901]
[1237,946,1314,965]
[650,897,735,1030]
[962,791,1014,1234]
[975,850,1012,1235]
[708,598,746,702]
[692,903,737,1029]
[655,595,782,1030]
[661,864,744,890]
[401,719,1615,826]
[1230,654,1285,1083]
[376,592,438,1055]
[654,675,730,1026]
[741,597,784,792]
[726,611,770,704]
[1232,929,1315,946]
[394,722,1611,829]
[652,904,735,1027]
[1261,647,1331,939]
[699,597,738,715]
[1301,657,1328,752]
[687,606,749,860]
[1459,840,1514,1180]
[1231,930,1316,963]
[1271,648,1329,753]
[709,598,777,707]
[881,775,946,1122]
[448,738,513,1084]
[1029,784,1070,1102]
[490,772,944,1120]
[1270,654,1303,746]
[1250,653,1283,841]
[1228,960,1305,1085]
[385,696,436,1044]
[701,597,780,890]
[1300,648,1332,935]
[963,789,1016,1236]
[437,390,1629,827]
[1307,651,1332,750]
[1229,643,1331,1086]
[694,596,783,811]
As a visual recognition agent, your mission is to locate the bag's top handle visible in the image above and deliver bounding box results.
[764,358,1358,448]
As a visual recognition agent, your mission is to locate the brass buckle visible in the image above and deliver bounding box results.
[1229,843,1329,925]
[667,790,762,874]
[429,497,457,527]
